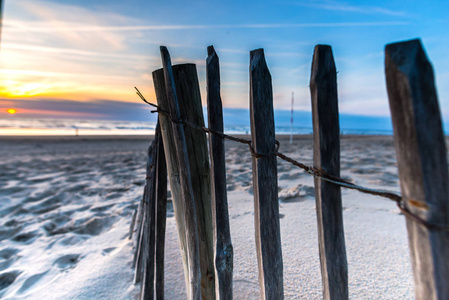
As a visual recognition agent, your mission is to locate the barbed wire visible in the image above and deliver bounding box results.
[135,87,449,232]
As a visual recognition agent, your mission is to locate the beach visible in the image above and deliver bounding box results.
[0,135,413,299]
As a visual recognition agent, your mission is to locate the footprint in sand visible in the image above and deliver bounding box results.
[0,270,21,291]
[74,216,116,236]
[0,248,19,260]
[102,247,116,256]
[53,254,81,270]
[0,248,20,271]
[12,231,40,244]
[18,271,49,293]
[90,204,115,213]
[0,227,23,242]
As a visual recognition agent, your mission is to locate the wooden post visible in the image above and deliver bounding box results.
[385,38,449,300]
[153,59,215,299]
[134,191,147,283]
[160,46,201,300]
[135,140,158,285]
[155,120,167,300]
[249,48,284,300]
[207,45,233,299]
[152,69,190,295]
[310,44,348,300]
[129,209,137,240]
[172,63,215,300]
[140,130,160,300]
[132,188,145,268]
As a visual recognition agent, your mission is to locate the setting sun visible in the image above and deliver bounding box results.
[7,108,17,114]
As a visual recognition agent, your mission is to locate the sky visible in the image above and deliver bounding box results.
[0,0,448,123]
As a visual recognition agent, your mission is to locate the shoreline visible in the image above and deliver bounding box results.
[0,133,396,141]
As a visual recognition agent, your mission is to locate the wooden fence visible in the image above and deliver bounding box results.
[130,38,449,300]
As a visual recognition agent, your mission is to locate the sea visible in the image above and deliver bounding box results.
[0,110,397,136]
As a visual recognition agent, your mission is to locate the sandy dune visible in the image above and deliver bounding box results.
[0,135,413,299]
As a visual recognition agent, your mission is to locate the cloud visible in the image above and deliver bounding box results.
[4,1,133,51]
[4,21,409,33]
[2,43,158,61]
[0,98,157,122]
[288,1,407,17]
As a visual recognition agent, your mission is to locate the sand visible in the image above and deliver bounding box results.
[0,135,413,299]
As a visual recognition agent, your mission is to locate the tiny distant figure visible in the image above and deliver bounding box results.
[75,127,79,136]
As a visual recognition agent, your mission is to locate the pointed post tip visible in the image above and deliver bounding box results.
[311,45,336,83]
[160,46,170,61]
[160,45,168,55]
[207,45,215,57]
[385,38,430,73]
[250,48,264,58]
[250,48,268,72]
[385,38,422,51]
[314,44,332,50]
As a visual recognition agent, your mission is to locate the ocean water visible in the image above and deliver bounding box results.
[0,118,158,136]
[0,109,397,136]
[0,117,393,136]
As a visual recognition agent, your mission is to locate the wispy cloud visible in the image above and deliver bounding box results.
[288,1,407,17]
[5,1,132,51]
[4,21,409,33]
[0,98,155,121]
[2,43,159,61]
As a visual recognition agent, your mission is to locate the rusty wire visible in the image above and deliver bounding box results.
[135,87,449,232]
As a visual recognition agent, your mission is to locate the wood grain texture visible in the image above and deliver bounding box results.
[129,209,137,240]
[207,45,233,300]
[153,61,215,299]
[249,48,284,300]
[385,38,449,300]
[172,63,215,300]
[140,139,158,300]
[160,46,201,300]
[134,141,157,285]
[155,120,167,300]
[310,45,348,300]
[152,68,190,294]
[132,190,145,268]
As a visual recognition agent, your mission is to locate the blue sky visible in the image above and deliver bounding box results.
[0,0,448,122]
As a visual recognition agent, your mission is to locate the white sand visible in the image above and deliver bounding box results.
[0,135,413,299]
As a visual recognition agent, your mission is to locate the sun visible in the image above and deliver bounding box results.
[7,108,17,114]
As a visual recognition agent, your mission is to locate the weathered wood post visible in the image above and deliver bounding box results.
[155,120,167,300]
[140,134,159,300]
[134,140,158,285]
[207,45,233,299]
[172,63,215,300]
[310,45,348,300]
[385,38,449,300]
[134,188,147,283]
[154,63,215,299]
[249,48,284,299]
[152,69,190,294]
[159,46,201,300]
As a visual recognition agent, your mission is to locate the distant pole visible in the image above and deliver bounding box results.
[290,92,294,144]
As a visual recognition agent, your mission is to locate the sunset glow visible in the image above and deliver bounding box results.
[7,108,17,114]
[2,82,48,98]
[0,0,447,122]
